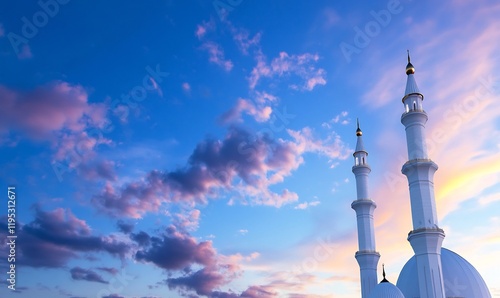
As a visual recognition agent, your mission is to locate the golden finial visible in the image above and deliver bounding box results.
[406,50,415,75]
[356,118,362,136]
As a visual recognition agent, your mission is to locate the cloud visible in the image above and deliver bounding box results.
[78,160,117,181]
[220,91,278,124]
[294,201,321,210]
[70,267,109,284]
[238,229,248,235]
[211,285,278,298]
[182,82,191,93]
[133,226,250,297]
[0,207,132,268]
[201,41,233,71]
[248,52,326,91]
[149,77,163,98]
[0,81,114,181]
[227,24,261,55]
[287,127,351,161]
[166,267,227,296]
[0,82,106,140]
[220,98,272,123]
[97,267,119,275]
[117,221,135,234]
[196,19,216,40]
[102,295,125,298]
[92,125,351,218]
[172,209,202,232]
[321,111,349,129]
[92,127,304,217]
[135,226,216,270]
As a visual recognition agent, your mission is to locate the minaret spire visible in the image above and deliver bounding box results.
[400,53,446,297]
[351,122,380,298]
[381,264,388,283]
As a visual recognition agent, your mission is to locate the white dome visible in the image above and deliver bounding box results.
[397,247,491,297]
[368,281,405,298]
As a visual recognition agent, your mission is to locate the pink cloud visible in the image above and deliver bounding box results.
[0,81,107,139]
[0,207,132,268]
[195,19,215,40]
[287,127,351,161]
[92,127,309,217]
[233,31,261,55]
[249,52,326,91]
[322,111,349,129]
[220,98,272,123]
[182,82,191,93]
[249,52,272,89]
[149,76,163,97]
[92,126,350,218]
[201,41,233,71]
[0,81,115,181]
[172,209,201,232]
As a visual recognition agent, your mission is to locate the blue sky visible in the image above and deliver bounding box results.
[1,0,500,297]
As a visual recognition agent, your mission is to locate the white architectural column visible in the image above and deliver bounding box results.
[401,53,445,298]
[351,121,380,298]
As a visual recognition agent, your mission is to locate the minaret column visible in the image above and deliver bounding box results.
[351,121,380,298]
[401,53,445,298]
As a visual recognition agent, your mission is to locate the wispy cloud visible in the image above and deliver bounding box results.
[200,41,233,71]
[294,201,321,210]
[196,19,216,40]
[182,82,191,93]
[249,52,326,91]
[220,98,272,123]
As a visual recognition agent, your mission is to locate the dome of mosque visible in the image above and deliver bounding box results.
[397,247,492,298]
[368,281,405,298]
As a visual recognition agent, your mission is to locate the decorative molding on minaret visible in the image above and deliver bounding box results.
[400,53,446,298]
[351,121,380,298]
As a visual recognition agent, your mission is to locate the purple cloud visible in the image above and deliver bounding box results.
[97,267,119,275]
[200,41,233,71]
[70,267,109,284]
[0,82,106,140]
[135,227,216,270]
[211,285,278,298]
[117,221,135,234]
[0,208,132,268]
[167,267,227,296]
[220,98,272,123]
[102,295,125,298]
[92,127,304,218]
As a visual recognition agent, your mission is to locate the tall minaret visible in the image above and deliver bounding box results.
[351,120,380,298]
[401,52,446,298]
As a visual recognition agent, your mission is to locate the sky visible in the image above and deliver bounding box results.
[0,0,499,297]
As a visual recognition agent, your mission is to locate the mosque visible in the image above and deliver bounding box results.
[350,53,492,298]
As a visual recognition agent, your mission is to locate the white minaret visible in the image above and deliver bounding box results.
[401,52,446,298]
[351,120,380,298]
